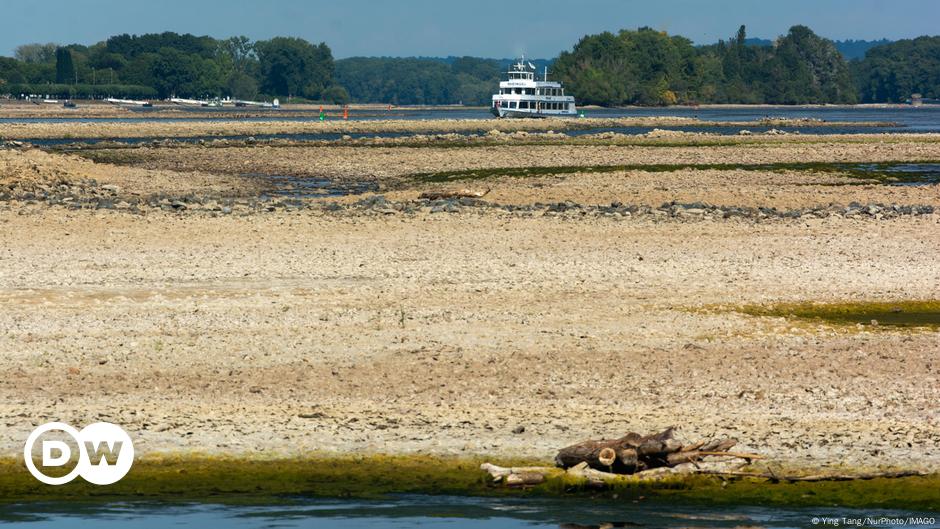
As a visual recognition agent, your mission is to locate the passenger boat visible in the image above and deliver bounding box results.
[491,58,577,118]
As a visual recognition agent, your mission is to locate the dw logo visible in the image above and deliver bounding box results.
[24,422,134,485]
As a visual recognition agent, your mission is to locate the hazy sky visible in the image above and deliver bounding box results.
[2,0,937,58]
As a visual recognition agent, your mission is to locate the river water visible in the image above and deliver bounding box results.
[6,106,940,148]
[3,105,940,130]
[2,495,937,528]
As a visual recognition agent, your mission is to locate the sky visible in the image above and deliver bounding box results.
[2,0,938,59]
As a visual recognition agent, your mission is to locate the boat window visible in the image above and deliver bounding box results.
[510,101,517,109]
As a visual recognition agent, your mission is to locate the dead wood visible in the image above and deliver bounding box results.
[695,469,927,482]
[419,188,491,200]
[556,428,750,475]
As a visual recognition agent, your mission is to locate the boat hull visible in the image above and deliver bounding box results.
[492,107,577,119]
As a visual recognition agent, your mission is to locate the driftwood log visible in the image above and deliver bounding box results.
[480,461,926,489]
[481,428,924,488]
[554,427,749,474]
[418,188,490,200]
[695,469,928,482]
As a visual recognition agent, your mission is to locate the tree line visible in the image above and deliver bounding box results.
[553,25,938,106]
[0,28,937,105]
[552,25,860,106]
[0,32,346,102]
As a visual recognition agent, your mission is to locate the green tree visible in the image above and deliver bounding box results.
[0,57,27,84]
[553,28,700,106]
[553,24,857,106]
[15,43,58,63]
[852,36,940,102]
[226,71,259,100]
[55,48,75,84]
[255,37,333,99]
[148,48,222,98]
[765,25,856,104]
[218,36,257,75]
[321,85,350,104]
[334,57,470,104]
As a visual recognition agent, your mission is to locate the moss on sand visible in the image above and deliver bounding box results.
[1,455,938,510]
[411,160,940,184]
[739,300,940,329]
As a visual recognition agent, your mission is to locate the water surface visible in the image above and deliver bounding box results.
[2,495,937,529]
[4,105,940,131]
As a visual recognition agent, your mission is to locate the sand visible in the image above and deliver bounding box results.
[0,131,938,473]
[0,209,938,472]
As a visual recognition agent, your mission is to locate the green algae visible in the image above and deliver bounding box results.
[739,300,940,329]
[1,456,938,510]
[0,455,501,503]
[411,160,940,184]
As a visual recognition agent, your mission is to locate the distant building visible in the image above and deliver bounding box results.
[910,93,923,106]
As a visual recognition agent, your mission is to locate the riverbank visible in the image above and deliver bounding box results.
[0,116,901,140]
[1,455,938,510]
[1,208,938,468]
[1,130,938,505]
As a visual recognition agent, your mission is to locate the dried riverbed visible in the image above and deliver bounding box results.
[0,129,938,479]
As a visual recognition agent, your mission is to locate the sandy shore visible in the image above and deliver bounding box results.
[0,101,452,120]
[64,138,940,209]
[1,116,899,140]
[0,132,938,474]
[0,209,938,472]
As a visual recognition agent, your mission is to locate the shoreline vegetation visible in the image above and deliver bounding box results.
[734,300,940,329]
[3,28,938,106]
[1,456,938,510]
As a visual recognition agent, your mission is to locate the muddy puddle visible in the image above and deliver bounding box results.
[246,173,379,199]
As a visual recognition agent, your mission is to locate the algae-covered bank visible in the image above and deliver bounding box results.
[738,301,940,328]
[1,456,939,511]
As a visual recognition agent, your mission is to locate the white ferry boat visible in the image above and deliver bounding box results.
[491,58,577,118]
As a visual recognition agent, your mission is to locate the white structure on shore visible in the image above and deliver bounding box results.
[169,97,279,109]
[491,58,577,118]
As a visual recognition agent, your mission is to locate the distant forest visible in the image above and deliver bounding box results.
[0,27,936,106]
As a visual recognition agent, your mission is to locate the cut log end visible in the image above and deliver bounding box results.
[556,429,748,476]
